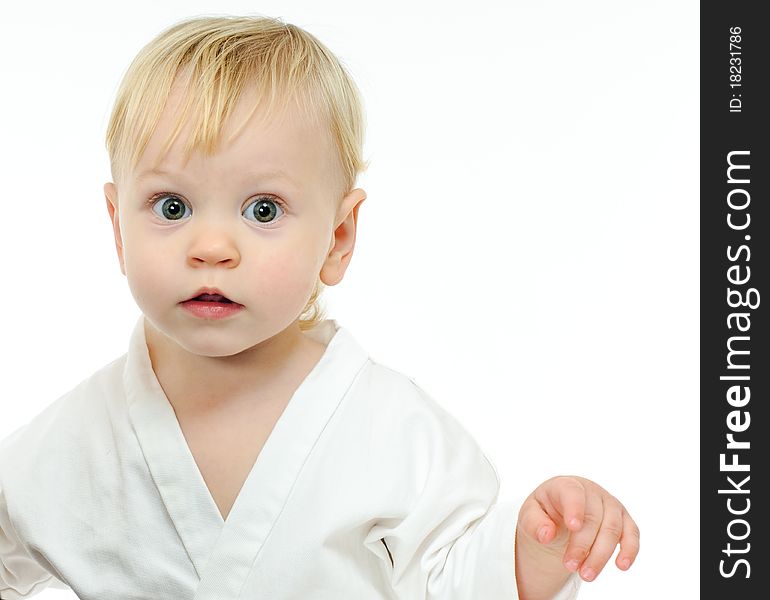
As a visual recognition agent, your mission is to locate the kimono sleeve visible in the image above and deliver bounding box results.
[365,380,581,600]
[0,486,69,599]
[1,427,70,600]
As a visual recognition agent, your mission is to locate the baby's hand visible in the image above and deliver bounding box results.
[516,475,640,585]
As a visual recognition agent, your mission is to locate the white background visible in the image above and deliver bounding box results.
[0,1,698,598]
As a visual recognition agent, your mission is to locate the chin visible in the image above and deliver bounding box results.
[176,330,253,358]
[147,313,244,356]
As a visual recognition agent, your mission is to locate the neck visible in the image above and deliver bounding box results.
[143,317,324,415]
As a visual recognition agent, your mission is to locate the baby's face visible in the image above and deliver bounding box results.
[104,82,365,357]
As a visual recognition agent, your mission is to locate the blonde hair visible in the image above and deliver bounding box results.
[105,14,369,331]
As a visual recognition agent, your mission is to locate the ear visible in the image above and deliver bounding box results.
[104,182,126,276]
[320,188,366,286]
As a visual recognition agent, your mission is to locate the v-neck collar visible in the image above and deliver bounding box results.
[122,315,370,594]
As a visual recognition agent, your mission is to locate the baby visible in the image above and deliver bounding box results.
[0,15,639,600]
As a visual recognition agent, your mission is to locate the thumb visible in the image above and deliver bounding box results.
[518,498,559,545]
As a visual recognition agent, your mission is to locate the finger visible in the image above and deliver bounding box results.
[536,476,586,532]
[614,508,641,570]
[518,497,559,545]
[578,496,624,582]
[561,485,603,575]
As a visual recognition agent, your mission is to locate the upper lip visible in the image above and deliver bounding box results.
[182,287,239,304]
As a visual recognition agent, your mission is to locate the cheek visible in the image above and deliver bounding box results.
[250,233,326,303]
[121,226,176,298]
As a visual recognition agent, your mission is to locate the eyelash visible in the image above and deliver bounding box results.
[145,192,288,227]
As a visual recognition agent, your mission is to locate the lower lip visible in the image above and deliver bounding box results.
[180,301,244,319]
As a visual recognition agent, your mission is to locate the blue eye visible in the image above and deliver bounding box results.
[243,196,285,225]
[150,194,191,221]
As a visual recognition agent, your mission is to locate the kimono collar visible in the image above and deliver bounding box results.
[120,313,371,584]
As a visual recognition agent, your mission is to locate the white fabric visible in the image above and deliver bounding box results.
[1,315,580,599]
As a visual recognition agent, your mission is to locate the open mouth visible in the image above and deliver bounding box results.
[180,290,244,319]
[188,293,233,303]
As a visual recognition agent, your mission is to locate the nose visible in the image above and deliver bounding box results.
[186,227,241,268]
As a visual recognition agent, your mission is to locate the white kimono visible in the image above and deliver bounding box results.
[1,316,580,599]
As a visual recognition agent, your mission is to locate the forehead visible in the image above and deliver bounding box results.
[133,80,336,194]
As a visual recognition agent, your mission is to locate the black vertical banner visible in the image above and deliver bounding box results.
[702,3,769,598]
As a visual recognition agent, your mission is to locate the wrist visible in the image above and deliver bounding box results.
[515,527,572,600]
